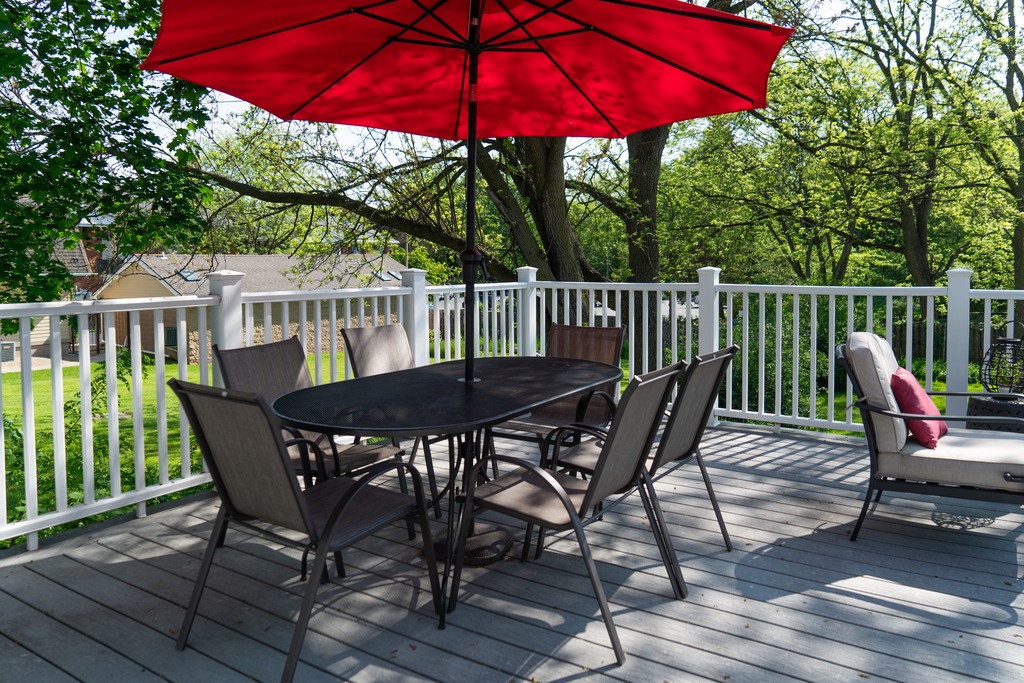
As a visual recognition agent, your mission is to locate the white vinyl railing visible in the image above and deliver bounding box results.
[2,265,1022,549]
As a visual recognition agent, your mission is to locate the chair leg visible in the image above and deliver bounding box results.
[413,491,444,618]
[177,507,228,651]
[388,452,417,539]
[520,522,535,561]
[214,514,229,548]
[694,451,732,551]
[573,519,625,665]
[282,540,332,683]
[850,480,880,542]
[448,494,478,613]
[639,475,687,600]
[334,551,346,579]
[418,438,443,519]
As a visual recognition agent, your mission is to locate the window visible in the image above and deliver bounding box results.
[177,268,202,282]
[165,328,178,348]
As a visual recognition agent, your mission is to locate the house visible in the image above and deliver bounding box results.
[0,240,97,361]
[93,252,413,361]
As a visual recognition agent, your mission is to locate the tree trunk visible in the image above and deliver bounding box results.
[476,142,556,281]
[1014,193,1024,326]
[899,196,935,286]
[518,137,587,282]
[626,125,670,368]
[625,126,669,283]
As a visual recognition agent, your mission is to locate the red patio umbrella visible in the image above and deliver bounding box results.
[143,0,792,381]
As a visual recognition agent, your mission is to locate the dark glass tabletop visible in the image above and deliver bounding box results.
[273,356,623,438]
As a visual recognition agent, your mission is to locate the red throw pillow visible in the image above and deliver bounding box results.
[889,367,948,448]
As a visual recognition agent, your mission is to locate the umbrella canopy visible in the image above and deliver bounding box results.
[143,0,792,380]
[143,0,790,139]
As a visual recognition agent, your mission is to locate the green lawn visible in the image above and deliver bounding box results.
[0,353,344,547]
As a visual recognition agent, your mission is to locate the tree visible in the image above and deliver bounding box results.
[733,0,997,286]
[933,0,1024,297]
[0,0,208,307]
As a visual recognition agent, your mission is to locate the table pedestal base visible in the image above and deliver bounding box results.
[433,523,513,567]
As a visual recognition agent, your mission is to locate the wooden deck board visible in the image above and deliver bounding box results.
[2,425,1024,682]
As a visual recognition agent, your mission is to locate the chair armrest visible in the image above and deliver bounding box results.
[925,390,1024,400]
[283,437,328,487]
[542,423,608,468]
[575,390,617,424]
[855,398,1024,426]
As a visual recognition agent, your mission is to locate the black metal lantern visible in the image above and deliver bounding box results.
[981,334,1024,395]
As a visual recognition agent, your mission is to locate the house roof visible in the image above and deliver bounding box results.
[52,241,94,277]
[95,252,413,297]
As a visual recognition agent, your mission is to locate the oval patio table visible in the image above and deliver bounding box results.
[273,355,623,626]
[273,356,622,439]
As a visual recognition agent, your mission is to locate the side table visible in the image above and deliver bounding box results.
[966,395,1024,433]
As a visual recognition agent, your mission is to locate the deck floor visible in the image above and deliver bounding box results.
[2,425,1023,682]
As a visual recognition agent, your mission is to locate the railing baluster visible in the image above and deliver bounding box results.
[78,312,94,506]
[49,314,66,512]
[176,308,189,479]
[791,293,800,420]
[19,317,38,550]
[130,310,145,517]
[313,299,323,384]
[809,293,818,423]
[155,309,169,485]
[329,300,338,382]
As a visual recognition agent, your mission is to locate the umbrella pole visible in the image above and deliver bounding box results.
[460,1,483,384]
[461,123,479,383]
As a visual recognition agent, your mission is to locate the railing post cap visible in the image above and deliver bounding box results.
[207,270,244,281]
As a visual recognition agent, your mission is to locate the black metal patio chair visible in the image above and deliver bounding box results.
[838,332,1024,540]
[447,362,683,666]
[213,336,402,487]
[488,323,626,461]
[341,324,445,515]
[168,379,442,683]
[552,346,738,598]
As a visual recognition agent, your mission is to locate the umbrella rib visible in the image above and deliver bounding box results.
[352,11,464,47]
[482,0,575,45]
[587,25,757,104]
[486,27,589,49]
[541,56,623,136]
[289,1,467,119]
[146,3,395,65]
[288,42,392,118]
[455,51,470,138]
[407,0,474,44]
[598,0,778,31]
[528,7,759,104]
[486,13,623,136]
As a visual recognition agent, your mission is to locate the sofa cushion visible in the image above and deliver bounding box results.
[846,332,906,452]
[890,367,948,448]
[875,427,1024,492]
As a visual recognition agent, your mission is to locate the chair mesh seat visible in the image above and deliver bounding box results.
[473,467,590,528]
[304,475,418,548]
